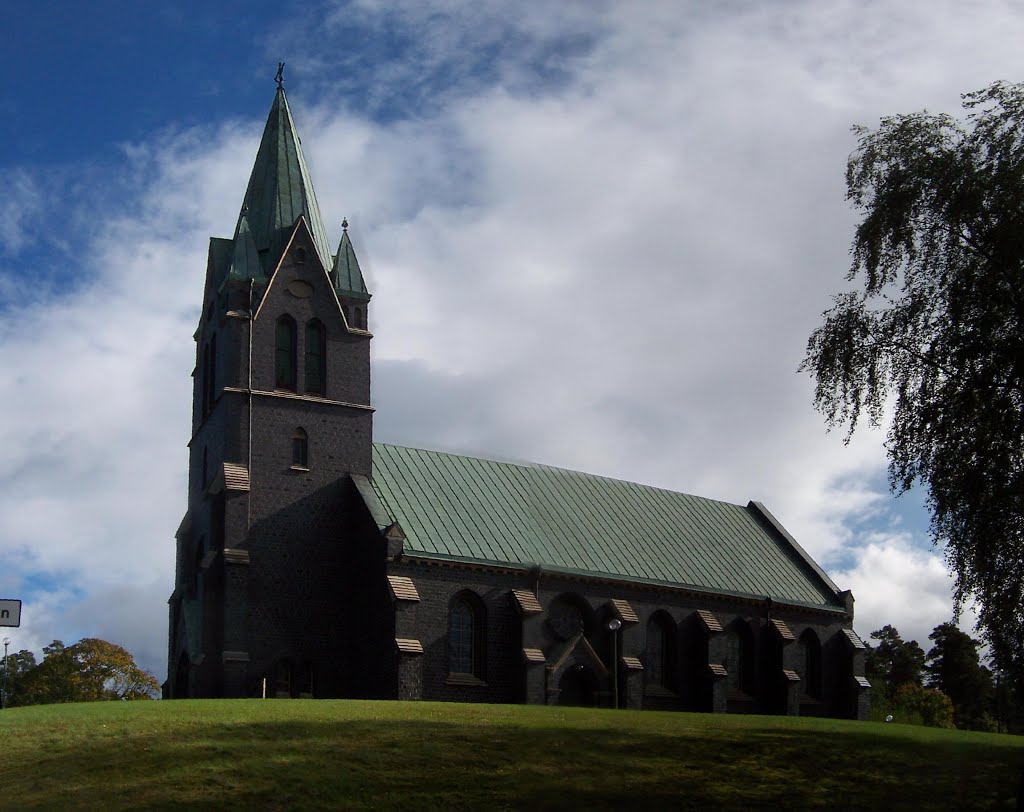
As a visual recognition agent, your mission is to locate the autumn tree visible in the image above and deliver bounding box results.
[802,81,1024,683]
[9,638,159,707]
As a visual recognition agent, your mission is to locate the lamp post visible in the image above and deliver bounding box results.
[606,618,622,709]
[2,637,10,710]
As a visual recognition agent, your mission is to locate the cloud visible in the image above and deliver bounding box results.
[832,532,979,650]
[4,0,1023,679]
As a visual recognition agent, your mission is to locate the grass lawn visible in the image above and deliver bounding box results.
[1,699,1022,810]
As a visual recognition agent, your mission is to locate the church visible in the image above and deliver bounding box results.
[165,79,870,719]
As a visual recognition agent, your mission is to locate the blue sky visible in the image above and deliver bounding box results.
[3,0,1021,680]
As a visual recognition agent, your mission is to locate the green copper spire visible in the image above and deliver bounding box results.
[232,85,333,276]
[331,218,370,300]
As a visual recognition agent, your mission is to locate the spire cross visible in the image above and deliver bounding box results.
[275,63,285,88]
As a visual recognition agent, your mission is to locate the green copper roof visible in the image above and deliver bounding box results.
[233,86,333,276]
[365,444,842,608]
[331,225,370,300]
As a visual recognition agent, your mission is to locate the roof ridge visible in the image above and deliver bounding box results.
[371,441,745,509]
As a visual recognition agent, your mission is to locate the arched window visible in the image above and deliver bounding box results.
[723,620,755,697]
[646,612,676,690]
[274,659,291,698]
[295,247,306,265]
[448,591,485,677]
[305,319,326,395]
[275,315,297,390]
[192,536,205,598]
[201,343,210,417]
[174,651,191,699]
[292,427,308,468]
[209,333,217,410]
[354,307,364,329]
[798,629,823,700]
[299,662,314,698]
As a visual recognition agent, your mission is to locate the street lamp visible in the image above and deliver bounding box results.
[2,637,10,710]
[606,618,622,709]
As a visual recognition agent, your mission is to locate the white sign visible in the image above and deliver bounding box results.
[0,600,21,627]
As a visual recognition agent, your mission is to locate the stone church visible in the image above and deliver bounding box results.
[166,81,870,719]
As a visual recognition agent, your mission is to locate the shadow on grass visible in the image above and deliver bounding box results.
[4,715,1023,811]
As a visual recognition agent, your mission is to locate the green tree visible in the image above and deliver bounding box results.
[866,625,925,699]
[11,638,159,707]
[925,622,993,730]
[0,648,37,708]
[802,81,1024,683]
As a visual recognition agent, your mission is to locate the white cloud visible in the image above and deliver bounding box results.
[3,0,1022,678]
[832,532,980,650]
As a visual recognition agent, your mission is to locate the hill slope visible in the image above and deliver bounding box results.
[2,700,1022,810]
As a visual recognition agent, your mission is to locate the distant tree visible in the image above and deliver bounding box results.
[866,625,925,699]
[11,639,159,707]
[801,81,1024,686]
[925,622,993,730]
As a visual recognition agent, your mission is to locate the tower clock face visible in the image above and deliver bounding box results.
[548,602,584,640]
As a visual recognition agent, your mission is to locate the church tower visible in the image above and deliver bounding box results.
[167,75,373,698]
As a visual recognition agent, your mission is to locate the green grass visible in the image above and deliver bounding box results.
[1,700,1022,810]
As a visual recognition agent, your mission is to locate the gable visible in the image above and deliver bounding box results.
[364,443,843,609]
[253,217,346,331]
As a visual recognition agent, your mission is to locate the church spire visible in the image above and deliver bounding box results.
[231,80,334,277]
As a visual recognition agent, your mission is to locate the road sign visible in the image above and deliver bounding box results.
[0,600,21,627]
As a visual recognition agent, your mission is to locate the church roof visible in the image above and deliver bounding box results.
[363,444,844,610]
[232,86,334,276]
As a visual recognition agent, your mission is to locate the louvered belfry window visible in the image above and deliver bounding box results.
[305,319,325,395]
[275,316,297,390]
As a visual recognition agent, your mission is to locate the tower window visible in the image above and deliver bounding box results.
[292,427,308,468]
[275,315,297,390]
[305,319,326,395]
[295,247,306,265]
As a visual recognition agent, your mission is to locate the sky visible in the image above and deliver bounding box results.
[2,0,1022,682]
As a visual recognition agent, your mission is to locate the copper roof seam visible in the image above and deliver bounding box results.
[552,466,617,575]
[401,446,453,556]
[456,452,515,564]
[472,455,521,560]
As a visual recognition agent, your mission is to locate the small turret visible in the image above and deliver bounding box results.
[331,218,371,330]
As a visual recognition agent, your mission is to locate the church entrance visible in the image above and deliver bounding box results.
[558,665,598,706]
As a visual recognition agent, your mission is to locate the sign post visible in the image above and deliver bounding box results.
[1,637,9,709]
